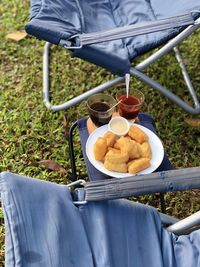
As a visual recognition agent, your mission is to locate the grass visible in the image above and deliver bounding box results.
[0,0,200,265]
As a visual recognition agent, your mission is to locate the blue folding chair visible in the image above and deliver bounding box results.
[1,171,200,267]
[25,0,200,113]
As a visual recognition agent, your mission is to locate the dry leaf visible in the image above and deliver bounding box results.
[185,119,200,127]
[63,115,69,137]
[6,30,27,41]
[39,160,67,175]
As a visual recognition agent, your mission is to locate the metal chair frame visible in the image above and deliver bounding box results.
[68,174,200,235]
[43,17,200,113]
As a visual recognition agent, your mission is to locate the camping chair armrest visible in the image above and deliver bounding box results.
[83,167,200,232]
[63,13,196,48]
[83,167,200,201]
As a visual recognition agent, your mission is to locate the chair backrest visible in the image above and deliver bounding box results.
[25,0,200,75]
[1,172,200,267]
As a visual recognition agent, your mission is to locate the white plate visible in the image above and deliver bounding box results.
[86,123,164,178]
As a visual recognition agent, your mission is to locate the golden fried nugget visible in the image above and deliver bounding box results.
[93,137,108,161]
[127,160,134,167]
[140,142,151,159]
[128,158,150,174]
[115,137,130,156]
[124,136,131,141]
[114,141,120,149]
[105,150,129,163]
[115,136,129,150]
[113,136,127,149]
[115,135,131,144]
[128,125,148,144]
[108,147,121,153]
[115,137,141,159]
[104,159,127,173]
[103,131,116,147]
[129,140,142,159]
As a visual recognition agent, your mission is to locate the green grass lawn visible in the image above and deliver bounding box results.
[0,0,200,265]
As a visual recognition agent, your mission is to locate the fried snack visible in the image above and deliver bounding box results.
[114,141,120,149]
[115,137,141,159]
[124,136,131,141]
[103,131,116,147]
[114,136,131,149]
[104,159,127,173]
[105,150,129,163]
[128,158,150,174]
[128,125,148,144]
[93,137,108,161]
[114,136,129,151]
[93,126,152,174]
[108,147,121,153]
[140,142,151,159]
[129,140,142,159]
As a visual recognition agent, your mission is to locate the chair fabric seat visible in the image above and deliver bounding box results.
[25,0,200,75]
[1,172,200,267]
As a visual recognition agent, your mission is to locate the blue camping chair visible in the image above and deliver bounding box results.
[25,0,200,113]
[1,171,200,267]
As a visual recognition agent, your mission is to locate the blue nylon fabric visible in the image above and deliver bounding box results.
[0,172,93,267]
[109,0,200,60]
[79,200,166,267]
[151,0,200,18]
[77,113,173,181]
[0,172,171,267]
[26,0,82,43]
[174,232,200,267]
[25,0,200,74]
[1,172,200,267]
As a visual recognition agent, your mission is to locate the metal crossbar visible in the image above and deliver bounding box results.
[43,17,200,113]
[167,211,200,234]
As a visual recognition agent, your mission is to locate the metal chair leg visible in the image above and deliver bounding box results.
[174,46,199,107]
[160,193,166,214]
[43,42,124,111]
[68,121,78,181]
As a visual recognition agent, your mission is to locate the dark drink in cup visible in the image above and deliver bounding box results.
[89,102,112,127]
[87,94,116,127]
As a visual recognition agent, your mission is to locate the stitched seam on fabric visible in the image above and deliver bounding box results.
[108,0,127,51]
[32,0,44,20]
[2,202,17,266]
[10,190,27,266]
[109,0,134,59]
[189,234,199,261]
[147,0,157,20]
[0,175,17,266]
[107,0,120,27]
[74,0,85,33]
